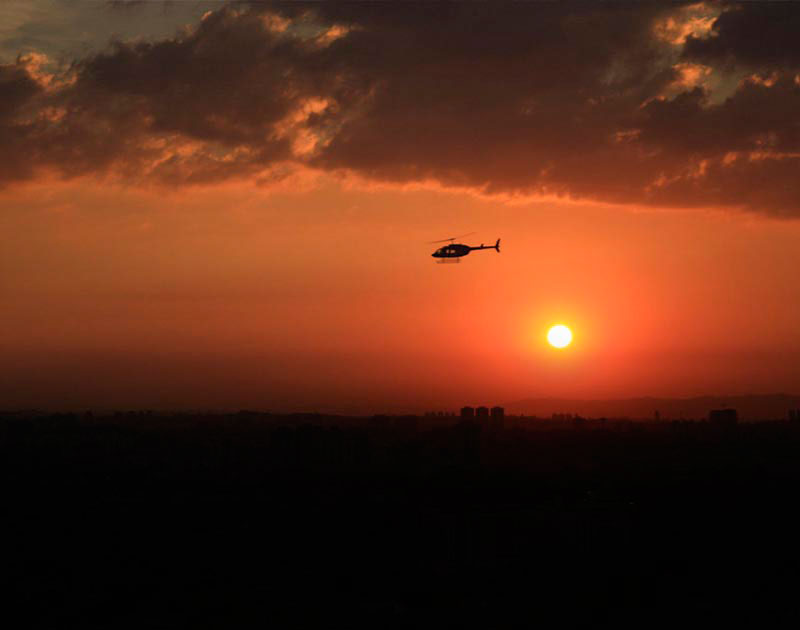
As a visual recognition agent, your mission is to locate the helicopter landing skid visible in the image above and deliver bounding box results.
[436,258,461,264]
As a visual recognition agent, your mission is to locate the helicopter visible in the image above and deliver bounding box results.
[430,233,501,263]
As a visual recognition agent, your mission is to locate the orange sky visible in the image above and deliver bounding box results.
[3,2,800,412]
[3,175,800,412]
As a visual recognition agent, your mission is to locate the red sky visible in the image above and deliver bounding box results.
[3,2,800,412]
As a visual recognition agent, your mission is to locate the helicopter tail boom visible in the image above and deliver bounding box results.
[468,238,501,253]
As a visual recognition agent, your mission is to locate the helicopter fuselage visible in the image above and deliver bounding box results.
[432,243,473,258]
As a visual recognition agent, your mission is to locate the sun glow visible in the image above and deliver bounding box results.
[547,325,573,349]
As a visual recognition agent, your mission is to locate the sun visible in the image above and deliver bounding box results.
[547,324,572,349]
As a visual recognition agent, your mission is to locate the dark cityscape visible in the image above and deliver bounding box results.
[5,406,800,625]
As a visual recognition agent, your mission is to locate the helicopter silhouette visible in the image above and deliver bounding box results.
[430,233,501,263]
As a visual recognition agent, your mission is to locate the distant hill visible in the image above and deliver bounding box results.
[504,394,800,421]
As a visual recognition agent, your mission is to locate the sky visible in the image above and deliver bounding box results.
[3,1,800,413]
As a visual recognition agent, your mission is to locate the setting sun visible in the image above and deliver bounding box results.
[547,325,573,349]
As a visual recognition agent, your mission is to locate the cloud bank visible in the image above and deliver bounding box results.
[3,1,800,215]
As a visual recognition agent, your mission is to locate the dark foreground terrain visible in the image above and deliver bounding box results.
[3,411,800,627]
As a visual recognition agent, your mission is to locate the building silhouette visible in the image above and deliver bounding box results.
[461,406,475,419]
[476,406,489,419]
[709,408,738,426]
[490,406,504,429]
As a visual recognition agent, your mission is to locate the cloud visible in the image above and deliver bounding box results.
[683,2,800,70]
[2,1,800,215]
[0,58,44,181]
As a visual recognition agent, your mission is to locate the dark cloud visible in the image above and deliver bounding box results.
[683,3,800,70]
[3,1,800,214]
[0,60,43,181]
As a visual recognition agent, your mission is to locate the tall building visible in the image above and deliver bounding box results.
[460,406,475,419]
[709,408,738,426]
[490,406,504,429]
[476,406,489,419]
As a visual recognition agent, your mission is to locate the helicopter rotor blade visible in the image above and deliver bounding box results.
[428,232,476,244]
